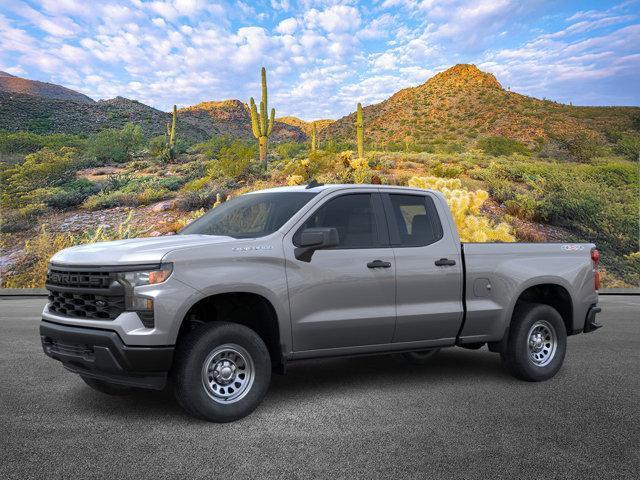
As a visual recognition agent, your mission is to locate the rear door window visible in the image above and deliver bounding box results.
[386,194,443,247]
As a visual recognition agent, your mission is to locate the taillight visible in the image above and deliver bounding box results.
[591,248,600,290]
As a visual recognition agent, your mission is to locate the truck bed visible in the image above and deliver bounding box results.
[458,242,598,343]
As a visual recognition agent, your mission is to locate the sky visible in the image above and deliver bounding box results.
[0,0,639,120]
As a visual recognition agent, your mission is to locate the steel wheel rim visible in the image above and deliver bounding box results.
[201,344,255,404]
[527,320,557,367]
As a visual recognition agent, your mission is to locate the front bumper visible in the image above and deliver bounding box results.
[583,304,602,333]
[40,320,174,390]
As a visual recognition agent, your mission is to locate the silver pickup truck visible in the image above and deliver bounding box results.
[40,184,602,422]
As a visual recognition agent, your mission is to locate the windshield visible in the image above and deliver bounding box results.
[179,191,318,238]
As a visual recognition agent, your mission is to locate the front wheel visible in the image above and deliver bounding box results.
[501,303,567,381]
[173,322,271,422]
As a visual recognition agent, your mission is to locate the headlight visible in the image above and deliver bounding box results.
[116,264,173,287]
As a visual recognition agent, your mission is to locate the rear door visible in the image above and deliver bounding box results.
[382,192,464,343]
[283,190,396,352]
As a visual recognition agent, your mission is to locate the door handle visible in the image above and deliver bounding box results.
[435,258,456,266]
[367,260,391,268]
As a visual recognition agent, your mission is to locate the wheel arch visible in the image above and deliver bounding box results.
[174,289,287,372]
[510,282,574,336]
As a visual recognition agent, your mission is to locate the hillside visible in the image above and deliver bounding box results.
[179,100,306,142]
[321,64,640,148]
[277,116,334,135]
[0,71,94,104]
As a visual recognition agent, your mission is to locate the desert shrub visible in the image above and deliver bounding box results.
[156,176,186,191]
[477,136,529,156]
[275,142,306,160]
[554,132,603,162]
[282,151,336,181]
[206,140,257,179]
[148,135,167,157]
[615,133,640,160]
[0,203,47,232]
[82,186,173,210]
[2,212,145,287]
[192,136,236,158]
[88,123,144,162]
[174,190,219,211]
[409,175,514,242]
[0,147,81,209]
[1,227,76,287]
[432,163,464,178]
[505,194,539,220]
[0,131,87,154]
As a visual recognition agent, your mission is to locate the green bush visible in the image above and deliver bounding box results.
[555,133,603,162]
[0,131,87,154]
[192,136,236,158]
[31,179,99,209]
[208,140,257,178]
[88,123,144,162]
[615,133,640,160]
[175,190,219,211]
[0,147,80,209]
[275,142,306,160]
[82,187,173,210]
[477,136,529,156]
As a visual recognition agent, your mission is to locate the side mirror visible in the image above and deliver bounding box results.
[295,227,339,261]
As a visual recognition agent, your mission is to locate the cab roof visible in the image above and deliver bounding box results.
[249,183,433,195]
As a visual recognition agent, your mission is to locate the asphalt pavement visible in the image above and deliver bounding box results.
[1,296,638,479]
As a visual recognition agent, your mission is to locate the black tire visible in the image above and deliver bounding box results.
[501,303,567,381]
[81,376,135,396]
[172,322,271,423]
[402,348,440,365]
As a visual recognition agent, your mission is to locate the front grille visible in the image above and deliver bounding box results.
[46,266,125,321]
[47,290,125,320]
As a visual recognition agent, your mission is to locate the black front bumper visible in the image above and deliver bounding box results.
[40,320,174,390]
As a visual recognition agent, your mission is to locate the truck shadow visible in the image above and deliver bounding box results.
[68,347,511,419]
[270,347,510,395]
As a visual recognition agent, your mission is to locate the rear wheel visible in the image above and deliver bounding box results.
[173,322,271,422]
[501,303,567,381]
[81,376,134,396]
[402,348,440,365]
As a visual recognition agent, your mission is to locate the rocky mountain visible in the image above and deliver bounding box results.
[321,64,640,148]
[0,71,94,104]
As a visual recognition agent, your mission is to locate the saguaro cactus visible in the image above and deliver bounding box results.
[310,122,317,152]
[165,104,177,161]
[355,102,364,160]
[250,67,275,167]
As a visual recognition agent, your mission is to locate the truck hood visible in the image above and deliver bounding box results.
[51,234,237,266]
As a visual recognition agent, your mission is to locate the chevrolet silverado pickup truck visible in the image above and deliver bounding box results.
[40,184,602,422]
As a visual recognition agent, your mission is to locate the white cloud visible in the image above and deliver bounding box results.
[276,17,298,35]
[305,5,361,33]
[152,17,166,28]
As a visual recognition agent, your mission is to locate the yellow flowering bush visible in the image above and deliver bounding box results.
[409,175,515,242]
[287,174,305,186]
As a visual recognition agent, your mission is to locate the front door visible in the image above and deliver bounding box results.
[283,191,396,352]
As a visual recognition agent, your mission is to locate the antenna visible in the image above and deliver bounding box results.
[305,179,323,189]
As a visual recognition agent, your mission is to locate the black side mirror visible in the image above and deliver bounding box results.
[295,227,339,262]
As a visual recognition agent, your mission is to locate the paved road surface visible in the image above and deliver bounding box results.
[1,296,638,479]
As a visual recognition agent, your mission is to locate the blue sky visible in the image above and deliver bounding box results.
[0,0,638,120]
